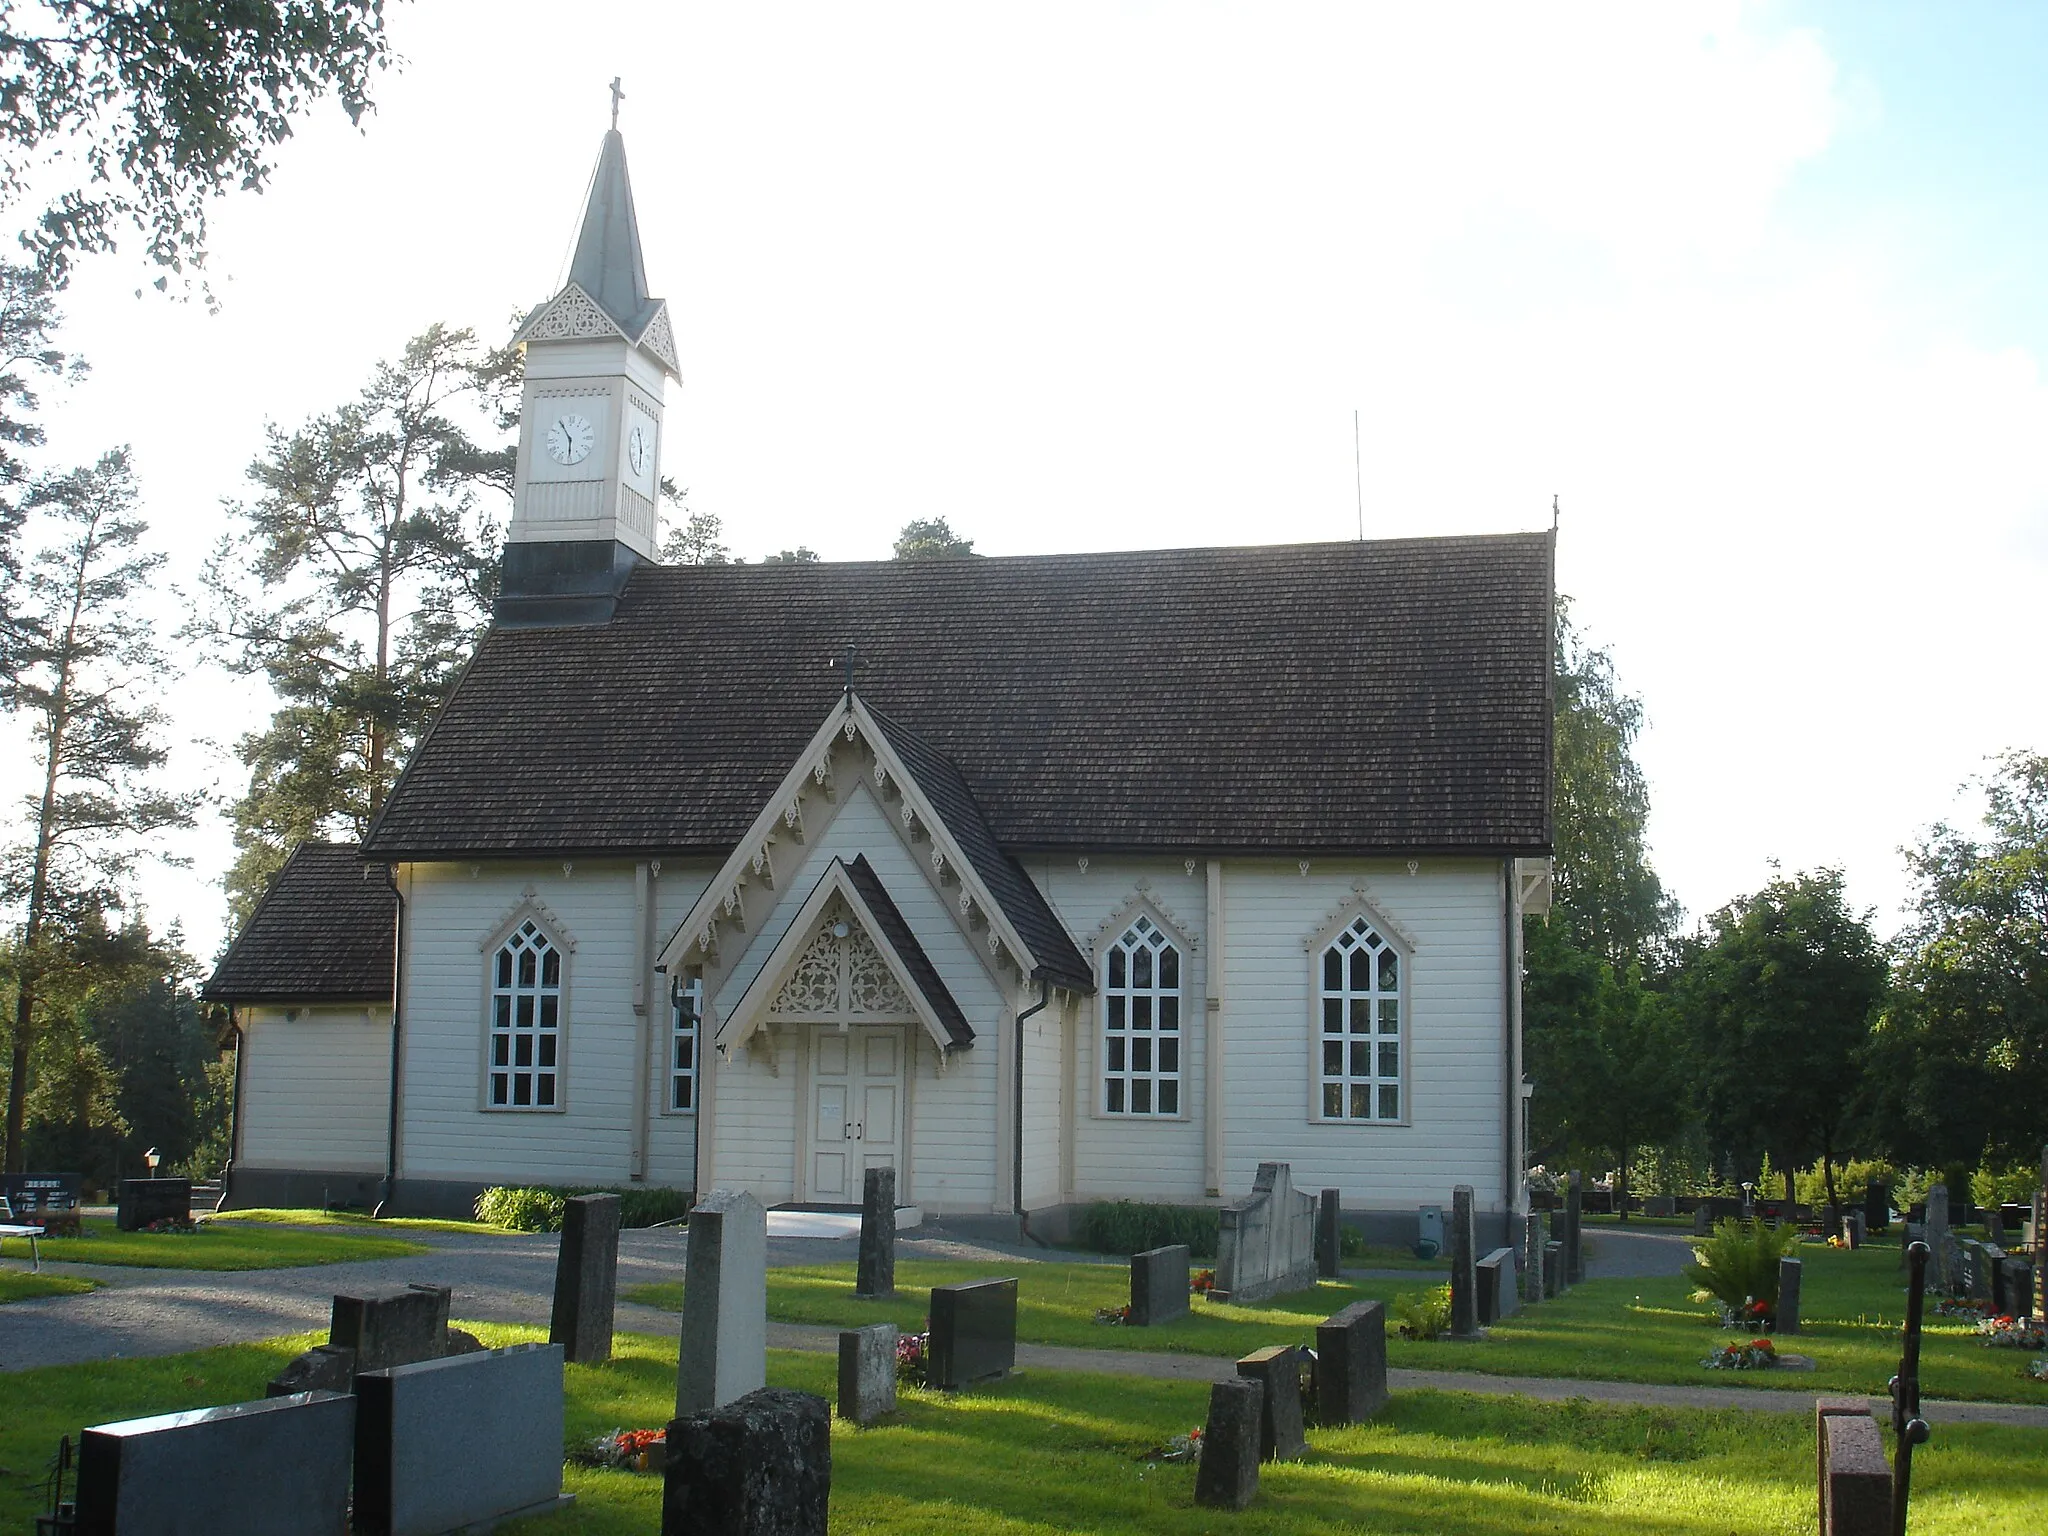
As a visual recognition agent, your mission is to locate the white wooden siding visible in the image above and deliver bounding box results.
[239,1006,391,1171]
[646,862,715,1190]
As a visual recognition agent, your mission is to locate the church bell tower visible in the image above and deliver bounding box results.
[497,99,680,625]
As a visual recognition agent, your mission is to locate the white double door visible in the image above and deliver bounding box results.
[807,1026,904,1203]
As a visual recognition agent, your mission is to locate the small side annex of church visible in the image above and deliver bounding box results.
[203,123,1555,1245]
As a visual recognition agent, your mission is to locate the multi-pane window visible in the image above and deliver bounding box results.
[1103,914,1181,1115]
[1318,915,1402,1121]
[670,974,702,1112]
[488,919,561,1109]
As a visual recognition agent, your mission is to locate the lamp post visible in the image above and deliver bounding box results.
[143,1147,160,1178]
[1740,1180,1755,1220]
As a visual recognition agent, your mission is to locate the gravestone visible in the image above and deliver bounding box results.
[1644,1194,1675,1217]
[1236,1345,1308,1461]
[1416,1203,1445,1256]
[75,1390,355,1536]
[1776,1257,1803,1336]
[1315,1300,1389,1424]
[928,1277,1017,1388]
[265,1345,355,1399]
[1563,1170,1585,1285]
[1813,1398,1874,1534]
[1841,1212,1864,1250]
[2001,1259,2033,1323]
[836,1324,897,1426]
[1864,1179,1888,1233]
[1543,1240,1564,1298]
[1214,1162,1317,1303]
[854,1166,895,1300]
[354,1343,569,1536]
[1447,1185,1480,1337]
[1821,1412,1891,1535]
[116,1177,191,1232]
[330,1284,452,1376]
[1316,1188,1341,1278]
[1194,1377,1262,1511]
[1924,1183,1951,1291]
[1522,1211,1549,1303]
[550,1192,621,1365]
[1966,1241,1996,1305]
[1986,1206,2006,1248]
[663,1387,830,1536]
[1130,1244,1191,1326]
[1477,1246,1516,1323]
[1693,1205,1711,1237]
[677,1188,768,1416]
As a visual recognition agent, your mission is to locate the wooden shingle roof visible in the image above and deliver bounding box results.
[202,843,395,1004]
[364,533,1553,861]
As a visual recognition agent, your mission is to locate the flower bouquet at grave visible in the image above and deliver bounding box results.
[2027,1357,2048,1383]
[1685,1218,1800,1327]
[1931,1297,1991,1322]
[140,1217,196,1235]
[1700,1337,1778,1371]
[1712,1297,1775,1331]
[1974,1315,2048,1351]
[1190,1269,1216,1295]
[571,1428,666,1472]
[896,1328,930,1386]
[1094,1304,1131,1326]
[1140,1427,1203,1463]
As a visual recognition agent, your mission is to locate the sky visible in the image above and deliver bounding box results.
[6,1,2046,963]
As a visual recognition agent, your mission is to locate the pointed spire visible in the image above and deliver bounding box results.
[568,128,659,339]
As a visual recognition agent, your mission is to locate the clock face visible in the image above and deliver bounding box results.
[627,423,652,476]
[545,413,595,466]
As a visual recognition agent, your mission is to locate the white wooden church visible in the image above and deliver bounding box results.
[205,124,1555,1246]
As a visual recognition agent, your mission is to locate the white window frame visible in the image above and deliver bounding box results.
[1309,905,1409,1126]
[668,973,703,1114]
[1098,910,1188,1119]
[483,914,569,1112]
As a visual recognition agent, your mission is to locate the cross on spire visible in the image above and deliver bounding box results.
[838,643,859,695]
[609,76,625,130]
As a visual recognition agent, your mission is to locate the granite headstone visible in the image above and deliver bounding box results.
[1194,1378,1262,1511]
[663,1387,830,1536]
[1236,1345,1307,1461]
[1563,1170,1585,1285]
[1477,1246,1516,1323]
[1314,1299,1388,1424]
[1214,1162,1317,1302]
[836,1324,897,1426]
[1129,1243,1190,1326]
[1776,1256,1802,1336]
[115,1177,192,1232]
[854,1166,896,1300]
[1448,1185,1480,1336]
[550,1192,621,1365]
[928,1277,1017,1388]
[330,1284,451,1376]
[1821,1412,1891,1535]
[1523,1210,1548,1302]
[677,1188,768,1416]
[1316,1188,1341,1279]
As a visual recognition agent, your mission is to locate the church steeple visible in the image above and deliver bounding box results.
[497,96,679,626]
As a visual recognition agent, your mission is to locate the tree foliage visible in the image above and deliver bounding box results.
[0,260,83,641]
[893,516,975,561]
[1865,752,2048,1169]
[0,0,394,287]
[196,324,511,924]
[2,449,192,1169]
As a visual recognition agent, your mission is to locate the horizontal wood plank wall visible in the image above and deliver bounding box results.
[239,1006,394,1172]
[400,860,642,1187]
[708,784,1001,1214]
[646,862,716,1191]
[1038,859,1210,1205]
[1220,860,1507,1211]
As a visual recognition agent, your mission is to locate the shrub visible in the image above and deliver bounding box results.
[1394,1284,1453,1341]
[1684,1218,1803,1320]
[1075,1201,1219,1259]
[475,1186,567,1232]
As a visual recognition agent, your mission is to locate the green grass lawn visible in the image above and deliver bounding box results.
[29,1215,428,1271]
[0,1267,98,1303]
[206,1207,514,1236]
[627,1246,2048,1404]
[1,1325,2041,1535]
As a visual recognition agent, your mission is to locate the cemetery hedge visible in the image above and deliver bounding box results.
[28,1216,428,1270]
[1073,1200,1220,1258]
[2,1326,2044,1535]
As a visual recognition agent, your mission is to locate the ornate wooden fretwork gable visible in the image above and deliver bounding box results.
[1302,880,1419,955]
[768,913,916,1020]
[512,285,680,378]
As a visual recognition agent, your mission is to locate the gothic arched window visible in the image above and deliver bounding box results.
[670,974,703,1112]
[1316,913,1404,1122]
[1102,914,1183,1116]
[487,918,563,1110]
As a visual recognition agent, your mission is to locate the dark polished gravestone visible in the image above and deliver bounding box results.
[353,1343,571,1536]
[928,1278,1018,1389]
[551,1192,622,1365]
[1194,1377,1263,1511]
[1236,1346,1308,1461]
[116,1177,191,1232]
[1447,1185,1481,1338]
[1476,1246,1517,1324]
[854,1166,896,1300]
[2034,1142,2047,1322]
[1316,1188,1342,1279]
[1129,1244,1191,1326]
[1314,1299,1389,1425]
[1864,1179,1890,1234]
[1776,1257,1803,1336]
[75,1390,355,1536]
[837,1324,897,1426]
[1543,1240,1565,1298]
[663,1387,831,1536]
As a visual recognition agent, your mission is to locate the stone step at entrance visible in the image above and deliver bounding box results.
[767,1202,922,1239]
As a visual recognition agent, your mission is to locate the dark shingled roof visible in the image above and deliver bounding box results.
[203,843,394,1004]
[365,534,1553,862]
[842,855,975,1048]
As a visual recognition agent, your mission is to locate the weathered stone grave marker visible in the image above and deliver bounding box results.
[854,1166,895,1300]
[928,1277,1017,1388]
[1214,1161,1316,1302]
[1924,1183,1951,1291]
[677,1188,767,1416]
[550,1192,621,1365]
[1194,1377,1262,1511]
[1447,1184,1481,1337]
[1236,1345,1308,1461]
[1129,1243,1190,1326]
[837,1324,897,1426]
[1543,1239,1565,1298]
[1693,1204,1711,1237]
[1819,1409,1890,1535]
[1315,1299,1388,1424]
[663,1387,830,1536]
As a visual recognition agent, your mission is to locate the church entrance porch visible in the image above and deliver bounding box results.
[801,1025,907,1204]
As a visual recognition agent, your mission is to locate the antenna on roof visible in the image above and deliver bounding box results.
[1551,494,1560,532]
[1353,409,1364,541]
